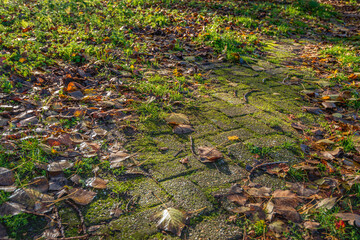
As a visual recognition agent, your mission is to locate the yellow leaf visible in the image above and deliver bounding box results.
[227,136,239,141]
[74,110,83,117]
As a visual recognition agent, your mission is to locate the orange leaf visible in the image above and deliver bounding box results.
[19,58,26,63]
[67,82,78,92]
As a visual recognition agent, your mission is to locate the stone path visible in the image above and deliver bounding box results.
[85,40,322,239]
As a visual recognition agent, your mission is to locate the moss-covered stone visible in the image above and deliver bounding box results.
[234,115,277,135]
[188,163,246,188]
[161,177,214,212]
[244,135,296,148]
[208,128,255,145]
[227,142,254,165]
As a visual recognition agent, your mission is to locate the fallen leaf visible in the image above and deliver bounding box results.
[335,213,360,227]
[304,221,320,229]
[247,187,271,197]
[86,177,108,189]
[198,146,222,163]
[322,102,337,109]
[165,113,190,125]
[0,202,23,216]
[173,124,194,134]
[316,197,337,210]
[28,176,49,193]
[0,167,15,186]
[272,190,301,208]
[179,157,189,164]
[9,188,54,213]
[153,208,187,237]
[302,106,323,115]
[227,194,247,205]
[109,151,131,168]
[67,188,96,205]
[47,160,74,172]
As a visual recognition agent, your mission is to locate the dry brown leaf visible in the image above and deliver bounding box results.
[47,160,74,172]
[86,177,108,189]
[173,124,194,134]
[247,186,271,197]
[0,167,15,186]
[335,213,360,227]
[165,113,190,125]
[67,188,97,205]
[227,194,247,205]
[198,146,222,163]
[9,188,54,213]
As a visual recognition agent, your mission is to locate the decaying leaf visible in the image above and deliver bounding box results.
[272,190,301,208]
[302,106,323,115]
[316,197,337,210]
[0,167,15,186]
[153,207,187,237]
[173,124,194,135]
[335,213,360,227]
[28,176,49,193]
[9,188,54,213]
[67,188,96,205]
[247,187,271,197]
[304,221,320,230]
[86,177,108,189]
[0,202,23,216]
[165,113,190,125]
[109,151,132,168]
[47,160,74,172]
[227,194,247,205]
[179,157,189,164]
[198,146,222,163]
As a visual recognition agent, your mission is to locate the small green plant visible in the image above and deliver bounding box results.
[288,167,307,181]
[0,213,46,239]
[339,136,356,153]
[59,117,80,129]
[246,143,273,157]
[0,75,13,93]
[252,220,267,237]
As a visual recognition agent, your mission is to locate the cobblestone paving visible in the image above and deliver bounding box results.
[87,40,321,239]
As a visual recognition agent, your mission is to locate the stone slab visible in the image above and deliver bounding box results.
[161,177,214,212]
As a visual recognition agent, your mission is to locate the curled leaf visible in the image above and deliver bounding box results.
[198,146,222,163]
[153,207,187,237]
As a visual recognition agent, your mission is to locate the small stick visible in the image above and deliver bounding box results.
[126,195,137,212]
[54,206,65,238]
[282,75,289,84]
[47,233,106,240]
[189,136,200,160]
[243,90,259,103]
[262,77,268,83]
[173,149,183,157]
[65,200,87,234]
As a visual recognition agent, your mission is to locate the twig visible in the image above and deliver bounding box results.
[54,206,65,238]
[151,191,168,209]
[262,77,268,83]
[65,200,87,234]
[22,209,56,222]
[47,233,106,240]
[125,195,137,212]
[189,136,200,160]
[282,75,289,84]
[173,149,183,157]
[243,90,259,103]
